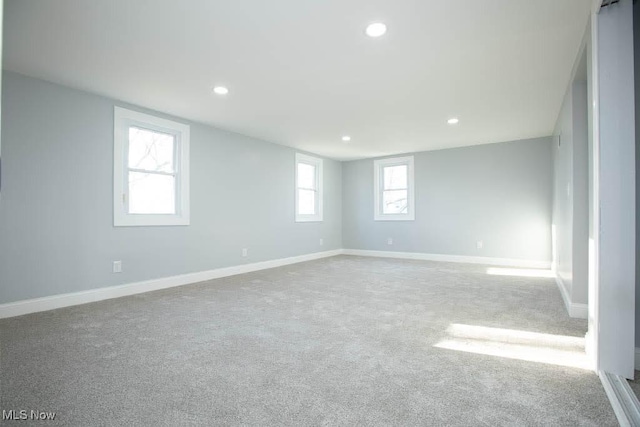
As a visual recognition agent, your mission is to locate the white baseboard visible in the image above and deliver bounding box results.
[0,249,343,319]
[0,249,580,320]
[342,249,552,269]
[570,304,589,320]
[585,331,595,369]
[554,275,588,319]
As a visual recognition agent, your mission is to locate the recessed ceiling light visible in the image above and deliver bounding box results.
[213,86,229,95]
[447,118,459,125]
[365,22,387,38]
[342,136,351,142]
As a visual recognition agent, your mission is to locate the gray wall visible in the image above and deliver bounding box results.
[552,74,589,306]
[597,0,635,378]
[573,81,589,305]
[0,0,3,189]
[553,90,574,292]
[342,138,553,262]
[635,0,640,347]
[0,71,342,304]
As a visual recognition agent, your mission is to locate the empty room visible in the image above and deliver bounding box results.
[0,0,637,426]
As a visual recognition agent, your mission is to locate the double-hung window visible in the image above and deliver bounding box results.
[295,153,323,222]
[374,156,415,221]
[113,107,190,226]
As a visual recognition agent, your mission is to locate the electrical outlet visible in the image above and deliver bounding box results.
[387,237,393,245]
[319,238,324,246]
[242,248,248,257]
[477,241,483,250]
[113,261,122,273]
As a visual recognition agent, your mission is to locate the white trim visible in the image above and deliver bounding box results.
[599,371,640,427]
[554,275,589,319]
[0,249,342,319]
[570,304,589,320]
[342,249,551,269]
[374,156,415,221]
[113,106,191,227]
[588,8,601,376]
[585,330,595,367]
[295,153,324,222]
[592,0,602,14]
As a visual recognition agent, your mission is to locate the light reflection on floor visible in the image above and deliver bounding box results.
[434,323,590,370]
[486,267,556,278]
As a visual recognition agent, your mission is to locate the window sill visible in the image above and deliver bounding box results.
[295,216,324,223]
[374,214,415,221]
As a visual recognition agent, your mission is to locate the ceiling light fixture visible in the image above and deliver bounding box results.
[365,22,387,38]
[447,118,459,125]
[342,136,351,142]
[213,86,229,95]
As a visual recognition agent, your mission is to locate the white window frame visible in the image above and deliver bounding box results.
[374,156,415,221]
[295,153,323,222]
[113,106,190,227]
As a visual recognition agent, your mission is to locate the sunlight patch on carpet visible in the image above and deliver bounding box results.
[486,267,555,278]
[434,323,590,370]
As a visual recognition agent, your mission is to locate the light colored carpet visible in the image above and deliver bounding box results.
[0,255,616,426]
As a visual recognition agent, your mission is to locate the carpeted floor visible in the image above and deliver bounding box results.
[0,255,616,426]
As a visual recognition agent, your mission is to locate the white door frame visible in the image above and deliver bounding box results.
[590,0,636,379]
[588,1,639,424]
[587,0,601,375]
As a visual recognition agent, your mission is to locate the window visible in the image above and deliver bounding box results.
[113,107,190,226]
[295,153,323,222]
[374,156,415,221]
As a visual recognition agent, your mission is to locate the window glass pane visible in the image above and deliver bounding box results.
[383,165,408,190]
[298,189,316,215]
[383,190,408,214]
[129,127,175,172]
[297,163,316,189]
[129,172,176,214]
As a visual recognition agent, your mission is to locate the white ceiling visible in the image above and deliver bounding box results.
[3,0,590,160]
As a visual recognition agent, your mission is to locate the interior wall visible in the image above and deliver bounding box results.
[586,11,598,368]
[634,0,640,348]
[342,137,553,262]
[597,0,636,378]
[553,89,574,294]
[551,60,589,308]
[0,71,342,305]
[573,80,589,305]
[0,0,3,192]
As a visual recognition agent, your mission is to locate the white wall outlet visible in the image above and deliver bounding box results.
[319,238,324,246]
[113,261,122,273]
[476,241,483,250]
[387,237,393,245]
[242,248,248,257]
